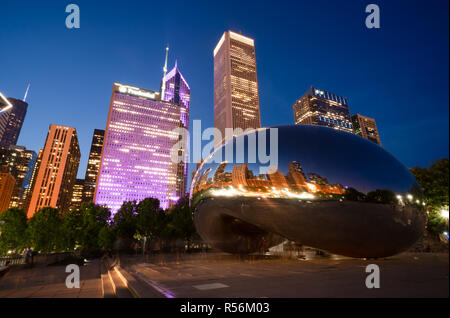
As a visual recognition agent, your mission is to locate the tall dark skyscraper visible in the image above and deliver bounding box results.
[351,114,382,146]
[293,86,353,133]
[82,129,105,203]
[0,92,13,140]
[70,178,85,210]
[0,98,28,148]
[0,145,37,209]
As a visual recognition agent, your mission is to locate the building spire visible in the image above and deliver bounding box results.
[23,83,30,102]
[161,45,169,100]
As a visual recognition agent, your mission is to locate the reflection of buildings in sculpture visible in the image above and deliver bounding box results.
[267,169,289,189]
[213,162,227,182]
[232,163,249,187]
[306,172,344,195]
[196,167,212,191]
[286,161,308,191]
[193,158,345,196]
[307,173,329,185]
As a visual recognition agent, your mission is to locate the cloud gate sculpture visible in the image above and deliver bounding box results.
[190,125,426,258]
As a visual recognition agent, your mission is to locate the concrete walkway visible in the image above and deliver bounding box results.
[0,259,102,298]
[121,252,449,298]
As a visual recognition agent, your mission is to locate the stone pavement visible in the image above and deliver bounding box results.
[0,259,102,298]
[121,252,449,298]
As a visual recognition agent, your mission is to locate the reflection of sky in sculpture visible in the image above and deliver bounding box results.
[196,125,418,195]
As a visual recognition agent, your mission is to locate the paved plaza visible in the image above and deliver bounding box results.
[120,251,448,298]
[0,259,102,298]
[0,252,447,298]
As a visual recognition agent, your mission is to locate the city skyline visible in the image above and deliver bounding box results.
[1,0,448,186]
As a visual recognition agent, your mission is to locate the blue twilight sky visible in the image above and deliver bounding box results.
[1,0,448,181]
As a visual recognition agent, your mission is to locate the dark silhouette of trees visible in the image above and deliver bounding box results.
[0,208,28,255]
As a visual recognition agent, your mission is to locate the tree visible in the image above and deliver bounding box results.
[61,208,83,251]
[61,202,112,252]
[365,189,397,204]
[165,197,198,251]
[136,198,166,240]
[113,201,138,239]
[27,207,63,253]
[0,208,28,255]
[78,202,111,249]
[410,158,449,211]
[410,158,449,236]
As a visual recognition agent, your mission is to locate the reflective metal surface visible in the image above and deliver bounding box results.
[190,125,426,258]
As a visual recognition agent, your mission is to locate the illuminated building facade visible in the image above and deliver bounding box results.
[0,92,13,140]
[0,172,15,212]
[293,86,353,133]
[0,146,37,208]
[214,31,261,146]
[27,125,80,217]
[0,98,28,148]
[82,129,104,203]
[161,62,190,199]
[95,78,190,212]
[22,149,42,213]
[351,114,382,146]
[70,179,84,210]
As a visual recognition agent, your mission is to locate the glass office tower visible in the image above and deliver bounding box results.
[82,129,105,203]
[351,114,382,146]
[95,78,189,213]
[0,98,28,148]
[293,86,353,133]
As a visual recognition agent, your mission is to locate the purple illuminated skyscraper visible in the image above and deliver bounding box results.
[94,59,190,213]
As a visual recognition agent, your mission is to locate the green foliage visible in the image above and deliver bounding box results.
[410,158,449,236]
[365,189,397,204]
[426,209,448,235]
[98,226,116,251]
[61,202,112,251]
[0,208,28,255]
[344,187,366,201]
[165,197,198,246]
[410,158,449,211]
[113,201,138,239]
[27,207,63,253]
[136,198,166,239]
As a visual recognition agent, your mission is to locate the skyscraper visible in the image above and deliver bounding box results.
[70,179,85,210]
[0,98,28,148]
[0,92,13,140]
[161,61,190,199]
[293,86,353,133]
[0,146,37,208]
[82,129,105,203]
[214,31,261,146]
[95,73,190,212]
[27,125,80,217]
[22,149,43,213]
[0,172,15,212]
[351,114,382,146]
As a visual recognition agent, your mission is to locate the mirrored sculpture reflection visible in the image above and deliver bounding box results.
[190,125,426,258]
